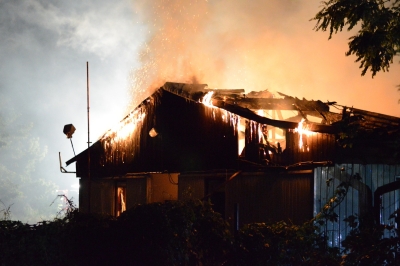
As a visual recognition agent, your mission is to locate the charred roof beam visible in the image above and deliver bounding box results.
[211,99,340,134]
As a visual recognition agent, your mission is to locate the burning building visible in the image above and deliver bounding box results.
[65,82,400,247]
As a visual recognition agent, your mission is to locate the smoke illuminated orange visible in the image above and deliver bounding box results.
[128,0,400,118]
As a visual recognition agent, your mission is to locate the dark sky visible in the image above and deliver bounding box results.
[0,0,399,222]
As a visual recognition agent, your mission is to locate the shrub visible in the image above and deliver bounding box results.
[231,221,340,266]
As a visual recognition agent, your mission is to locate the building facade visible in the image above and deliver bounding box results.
[65,82,400,247]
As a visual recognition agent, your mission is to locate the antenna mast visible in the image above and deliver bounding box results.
[87,61,91,213]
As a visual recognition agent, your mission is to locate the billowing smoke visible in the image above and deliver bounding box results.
[128,0,301,106]
[129,0,400,116]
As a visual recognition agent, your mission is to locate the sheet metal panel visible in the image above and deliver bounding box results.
[314,164,400,248]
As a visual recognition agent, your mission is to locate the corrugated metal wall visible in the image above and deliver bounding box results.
[314,164,400,248]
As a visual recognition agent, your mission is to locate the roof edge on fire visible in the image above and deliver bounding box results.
[65,82,400,166]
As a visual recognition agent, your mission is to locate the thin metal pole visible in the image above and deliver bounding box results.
[69,138,76,156]
[87,61,91,213]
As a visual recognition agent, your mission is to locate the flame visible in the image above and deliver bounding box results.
[201,91,214,107]
[102,109,146,141]
[100,107,148,164]
[294,119,312,151]
[200,90,239,139]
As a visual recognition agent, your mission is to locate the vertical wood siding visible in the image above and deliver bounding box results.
[225,171,314,227]
[79,179,115,215]
[285,131,336,164]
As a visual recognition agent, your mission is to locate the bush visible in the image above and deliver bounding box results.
[1,199,399,265]
[231,221,340,266]
[0,200,233,266]
[112,200,233,265]
[340,214,400,265]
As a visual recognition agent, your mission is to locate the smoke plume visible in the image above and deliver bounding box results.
[129,0,400,116]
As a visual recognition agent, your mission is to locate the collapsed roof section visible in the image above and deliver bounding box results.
[163,82,400,136]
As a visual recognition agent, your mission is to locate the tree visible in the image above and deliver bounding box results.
[312,0,400,77]
[0,93,59,223]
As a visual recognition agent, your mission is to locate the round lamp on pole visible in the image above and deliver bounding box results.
[63,124,76,156]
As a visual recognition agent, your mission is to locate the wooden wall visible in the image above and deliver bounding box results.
[79,173,179,215]
[79,178,115,215]
[285,131,336,164]
[225,171,314,227]
[178,170,314,228]
[76,89,239,178]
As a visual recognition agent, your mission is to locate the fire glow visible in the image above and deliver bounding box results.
[294,119,312,151]
[201,91,215,107]
[100,106,148,164]
[200,90,239,134]
[102,109,146,142]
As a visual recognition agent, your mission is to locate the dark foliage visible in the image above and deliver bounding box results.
[230,221,340,266]
[0,200,232,266]
[341,213,400,265]
[1,198,399,266]
[111,200,233,265]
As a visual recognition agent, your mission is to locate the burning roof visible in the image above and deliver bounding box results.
[163,82,400,135]
[66,82,400,178]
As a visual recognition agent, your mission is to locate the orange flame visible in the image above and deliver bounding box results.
[102,110,146,142]
[294,119,312,151]
[200,90,239,136]
[100,107,148,164]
